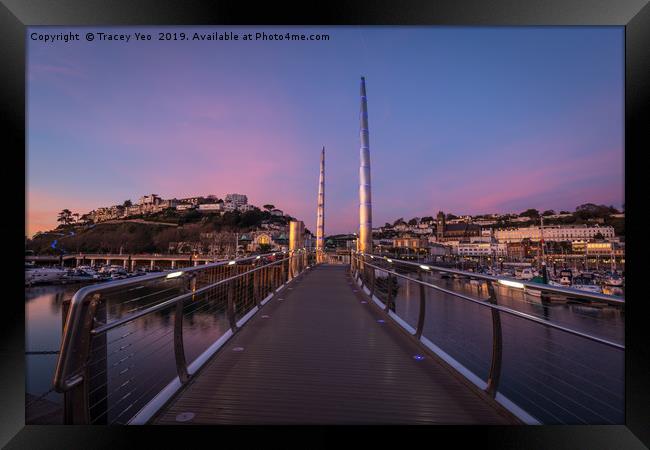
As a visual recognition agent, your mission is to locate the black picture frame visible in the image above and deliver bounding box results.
[2,0,648,448]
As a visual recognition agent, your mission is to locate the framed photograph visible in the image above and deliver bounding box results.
[3,0,648,447]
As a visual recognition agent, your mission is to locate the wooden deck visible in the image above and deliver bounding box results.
[153,265,516,424]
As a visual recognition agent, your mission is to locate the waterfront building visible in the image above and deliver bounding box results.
[495,225,615,243]
[438,223,481,242]
[571,241,614,255]
[429,243,451,256]
[506,241,533,260]
[456,242,507,257]
[393,237,427,249]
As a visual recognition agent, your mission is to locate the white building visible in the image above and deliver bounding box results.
[474,219,497,226]
[457,242,507,257]
[176,204,195,211]
[139,194,162,206]
[225,193,248,206]
[271,209,284,217]
[495,225,615,243]
[238,204,257,212]
[198,203,223,212]
[223,202,238,212]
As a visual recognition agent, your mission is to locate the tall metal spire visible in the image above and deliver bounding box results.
[359,76,372,254]
[316,146,325,262]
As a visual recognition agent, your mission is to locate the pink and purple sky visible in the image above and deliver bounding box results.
[27,26,624,237]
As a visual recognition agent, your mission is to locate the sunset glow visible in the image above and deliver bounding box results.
[27,26,623,237]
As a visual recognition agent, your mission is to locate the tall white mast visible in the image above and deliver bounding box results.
[359,76,372,254]
[316,147,325,262]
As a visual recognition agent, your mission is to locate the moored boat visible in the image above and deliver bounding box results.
[25,267,68,285]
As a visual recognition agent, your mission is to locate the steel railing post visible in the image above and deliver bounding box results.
[415,271,426,339]
[384,271,393,313]
[485,281,503,397]
[227,278,238,332]
[252,267,259,307]
[174,277,190,384]
[62,294,101,424]
[63,380,90,425]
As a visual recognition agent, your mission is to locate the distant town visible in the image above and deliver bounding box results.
[28,193,624,269]
[28,192,310,257]
[329,203,625,269]
[51,193,286,225]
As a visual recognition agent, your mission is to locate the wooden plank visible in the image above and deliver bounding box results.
[153,265,515,424]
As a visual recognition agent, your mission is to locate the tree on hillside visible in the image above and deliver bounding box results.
[393,218,405,226]
[542,210,555,216]
[408,218,419,226]
[445,214,458,221]
[575,203,611,220]
[57,209,73,225]
[520,208,540,218]
[263,204,275,211]
[123,200,133,207]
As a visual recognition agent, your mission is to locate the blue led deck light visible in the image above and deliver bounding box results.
[413,355,425,361]
[377,319,385,323]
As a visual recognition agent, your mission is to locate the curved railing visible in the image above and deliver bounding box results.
[351,252,624,425]
[53,250,314,424]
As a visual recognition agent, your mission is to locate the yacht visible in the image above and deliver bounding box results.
[558,268,573,286]
[571,273,602,295]
[515,267,535,281]
[63,266,102,282]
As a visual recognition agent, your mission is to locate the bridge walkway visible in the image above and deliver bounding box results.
[153,265,515,424]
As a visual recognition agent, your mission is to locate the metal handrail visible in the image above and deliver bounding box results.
[90,257,289,336]
[53,250,314,424]
[53,252,281,391]
[363,252,625,306]
[350,251,624,424]
[357,256,623,350]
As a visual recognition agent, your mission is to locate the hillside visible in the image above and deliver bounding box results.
[27,209,294,255]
